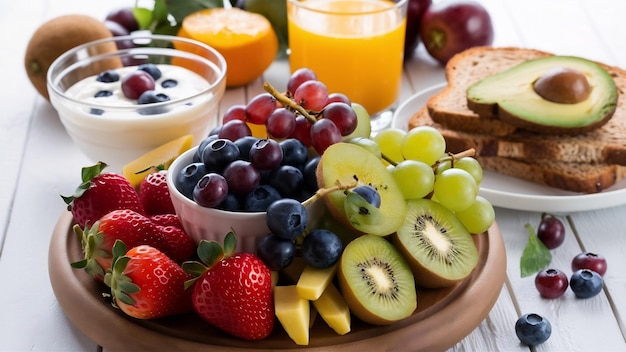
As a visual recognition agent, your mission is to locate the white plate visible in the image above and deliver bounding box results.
[392,84,626,213]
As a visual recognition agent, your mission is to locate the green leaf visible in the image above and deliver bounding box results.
[520,223,552,277]
[197,239,224,267]
[223,230,237,257]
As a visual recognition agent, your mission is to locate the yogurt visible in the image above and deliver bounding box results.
[52,63,224,171]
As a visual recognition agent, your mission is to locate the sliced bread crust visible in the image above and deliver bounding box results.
[409,107,626,193]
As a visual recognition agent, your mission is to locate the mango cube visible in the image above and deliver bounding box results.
[297,264,338,300]
[313,283,351,335]
[274,285,310,345]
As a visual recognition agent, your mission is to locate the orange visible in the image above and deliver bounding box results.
[179,7,279,87]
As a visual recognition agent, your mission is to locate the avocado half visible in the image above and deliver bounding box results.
[466,55,618,135]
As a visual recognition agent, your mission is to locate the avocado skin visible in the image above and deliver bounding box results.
[466,55,618,135]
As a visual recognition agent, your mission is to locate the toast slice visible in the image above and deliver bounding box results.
[426,46,626,145]
[476,156,626,194]
[426,46,552,136]
[410,107,626,193]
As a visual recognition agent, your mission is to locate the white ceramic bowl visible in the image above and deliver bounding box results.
[167,146,324,254]
[47,34,227,172]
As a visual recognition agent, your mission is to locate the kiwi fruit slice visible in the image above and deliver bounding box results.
[316,142,406,237]
[338,234,417,325]
[392,198,479,288]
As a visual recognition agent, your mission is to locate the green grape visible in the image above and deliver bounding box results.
[455,196,495,234]
[401,126,446,166]
[373,128,406,165]
[391,159,435,199]
[437,157,483,185]
[455,157,483,184]
[433,168,478,211]
[342,102,371,140]
[346,137,382,159]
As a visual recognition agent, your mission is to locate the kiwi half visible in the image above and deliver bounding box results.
[392,198,479,288]
[338,235,417,325]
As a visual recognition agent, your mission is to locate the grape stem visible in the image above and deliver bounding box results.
[263,82,319,124]
[381,148,476,170]
[302,180,358,207]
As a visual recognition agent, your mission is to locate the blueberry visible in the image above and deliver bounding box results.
[137,90,170,104]
[217,193,241,211]
[96,70,119,83]
[269,165,304,198]
[161,79,178,88]
[302,156,320,193]
[515,313,551,346]
[234,136,260,160]
[256,233,296,271]
[201,139,241,173]
[90,108,105,116]
[193,135,219,163]
[175,162,207,200]
[351,185,381,208]
[280,138,309,167]
[138,63,162,80]
[301,229,343,268]
[94,90,113,98]
[265,198,308,239]
[570,269,604,298]
[243,185,281,212]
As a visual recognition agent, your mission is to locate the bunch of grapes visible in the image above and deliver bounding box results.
[222,68,363,155]
[371,126,495,235]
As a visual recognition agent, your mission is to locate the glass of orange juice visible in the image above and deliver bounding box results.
[287,0,408,132]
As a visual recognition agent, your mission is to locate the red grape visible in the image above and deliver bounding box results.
[106,6,140,32]
[222,160,261,196]
[536,214,565,249]
[290,115,313,147]
[245,93,277,124]
[121,70,155,100]
[218,119,252,141]
[193,173,229,208]
[222,104,247,123]
[266,108,296,138]
[310,118,342,154]
[293,80,329,111]
[534,268,568,299]
[571,252,607,277]
[322,102,358,136]
[287,68,317,95]
[249,138,283,170]
[325,92,351,106]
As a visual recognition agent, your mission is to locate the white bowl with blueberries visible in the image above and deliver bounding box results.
[167,132,325,255]
[47,34,227,171]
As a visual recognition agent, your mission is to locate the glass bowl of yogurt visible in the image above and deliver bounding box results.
[47,34,227,171]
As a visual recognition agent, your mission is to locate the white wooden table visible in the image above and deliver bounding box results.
[2,0,626,351]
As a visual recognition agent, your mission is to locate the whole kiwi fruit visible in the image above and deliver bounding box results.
[392,198,479,288]
[338,234,417,325]
[24,14,115,101]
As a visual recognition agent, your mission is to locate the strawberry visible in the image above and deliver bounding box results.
[156,224,196,262]
[72,209,194,280]
[138,168,176,216]
[61,161,145,228]
[149,213,184,229]
[183,232,274,341]
[104,241,193,319]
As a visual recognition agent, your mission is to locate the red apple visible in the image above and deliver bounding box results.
[420,0,494,65]
[105,7,140,33]
[403,0,433,59]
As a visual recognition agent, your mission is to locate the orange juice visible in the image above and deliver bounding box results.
[287,0,407,115]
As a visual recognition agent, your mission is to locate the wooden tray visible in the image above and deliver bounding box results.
[48,211,506,351]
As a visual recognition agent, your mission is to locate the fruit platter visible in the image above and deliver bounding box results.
[47,63,507,351]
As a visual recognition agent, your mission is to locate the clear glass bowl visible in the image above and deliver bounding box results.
[47,34,227,171]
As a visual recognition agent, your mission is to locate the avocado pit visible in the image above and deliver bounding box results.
[533,67,591,104]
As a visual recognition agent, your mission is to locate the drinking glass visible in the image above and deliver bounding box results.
[287,0,408,132]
